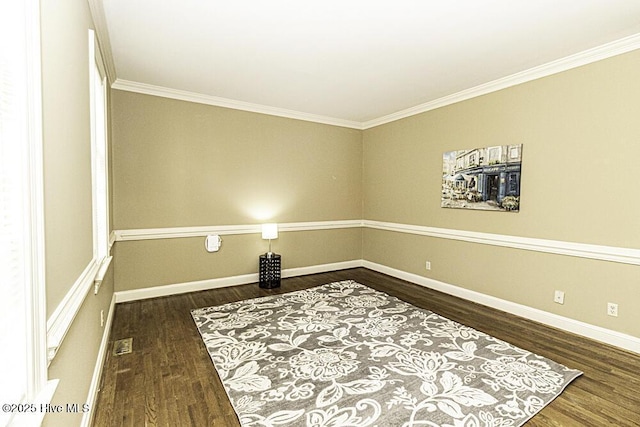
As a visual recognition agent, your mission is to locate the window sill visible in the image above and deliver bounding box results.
[93,255,112,295]
[9,379,59,427]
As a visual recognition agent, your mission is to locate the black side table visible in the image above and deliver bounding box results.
[259,253,281,288]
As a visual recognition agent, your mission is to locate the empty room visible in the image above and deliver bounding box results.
[3,1,640,426]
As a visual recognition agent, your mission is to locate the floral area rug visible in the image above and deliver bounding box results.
[191,280,582,426]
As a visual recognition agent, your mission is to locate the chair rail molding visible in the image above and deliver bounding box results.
[112,220,363,241]
[364,220,640,266]
[113,219,640,266]
[46,260,100,362]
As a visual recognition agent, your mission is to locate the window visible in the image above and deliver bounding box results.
[89,29,111,286]
[488,147,501,163]
[0,0,53,424]
[44,31,111,366]
[468,153,476,166]
[509,145,520,160]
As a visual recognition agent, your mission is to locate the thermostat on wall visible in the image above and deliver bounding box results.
[205,235,222,252]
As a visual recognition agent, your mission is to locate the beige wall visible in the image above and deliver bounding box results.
[36,4,639,424]
[40,0,115,425]
[111,51,639,339]
[111,91,363,228]
[363,50,640,337]
[45,266,114,427]
[111,91,363,291]
[114,229,362,290]
[41,0,95,315]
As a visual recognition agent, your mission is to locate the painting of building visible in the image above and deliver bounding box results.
[442,145,522,212]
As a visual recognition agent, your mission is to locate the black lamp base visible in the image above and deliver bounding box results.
[259,253,281,288]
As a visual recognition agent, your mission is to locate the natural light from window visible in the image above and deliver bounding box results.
[0,1,50,425]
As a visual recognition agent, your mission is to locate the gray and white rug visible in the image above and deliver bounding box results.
[191,280,582,426]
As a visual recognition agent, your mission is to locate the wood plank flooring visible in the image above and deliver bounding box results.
[93,268,640,426]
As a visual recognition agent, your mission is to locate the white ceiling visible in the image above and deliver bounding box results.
[99,0,640,128]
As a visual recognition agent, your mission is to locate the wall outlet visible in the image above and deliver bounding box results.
[553,290,565,305]
[607,302,618,317]
[425,261,431,270]
[100,310,105,327]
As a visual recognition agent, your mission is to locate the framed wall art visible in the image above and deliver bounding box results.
[441,144,522,212]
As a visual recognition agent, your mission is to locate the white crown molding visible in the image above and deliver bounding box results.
[364,220,640,266]
[363,261,640,355]
[111,79,364,130]
[362,33,640,129]
[87,0,117,83]
[108,34,640,130]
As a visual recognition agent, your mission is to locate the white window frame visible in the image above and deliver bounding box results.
[1,0,58,425]
[44,32,111,364]
[89,29,112,290]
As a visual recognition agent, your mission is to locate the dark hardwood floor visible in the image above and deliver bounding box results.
[93,268,640,426]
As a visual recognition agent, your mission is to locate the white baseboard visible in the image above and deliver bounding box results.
[363,260,640,355]
[282,260,363,278]
[114,260,363,303]
[82,294,116,427]
[114,273,257,303]
[112,258,639,354]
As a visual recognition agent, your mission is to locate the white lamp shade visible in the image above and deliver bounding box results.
[261,223,278,240]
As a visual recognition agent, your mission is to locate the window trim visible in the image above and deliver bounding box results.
[89,29,112,292]
[89,30,110,262]
[2,0,58,425]
[45,30,112,363]
[23,0,48,398]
